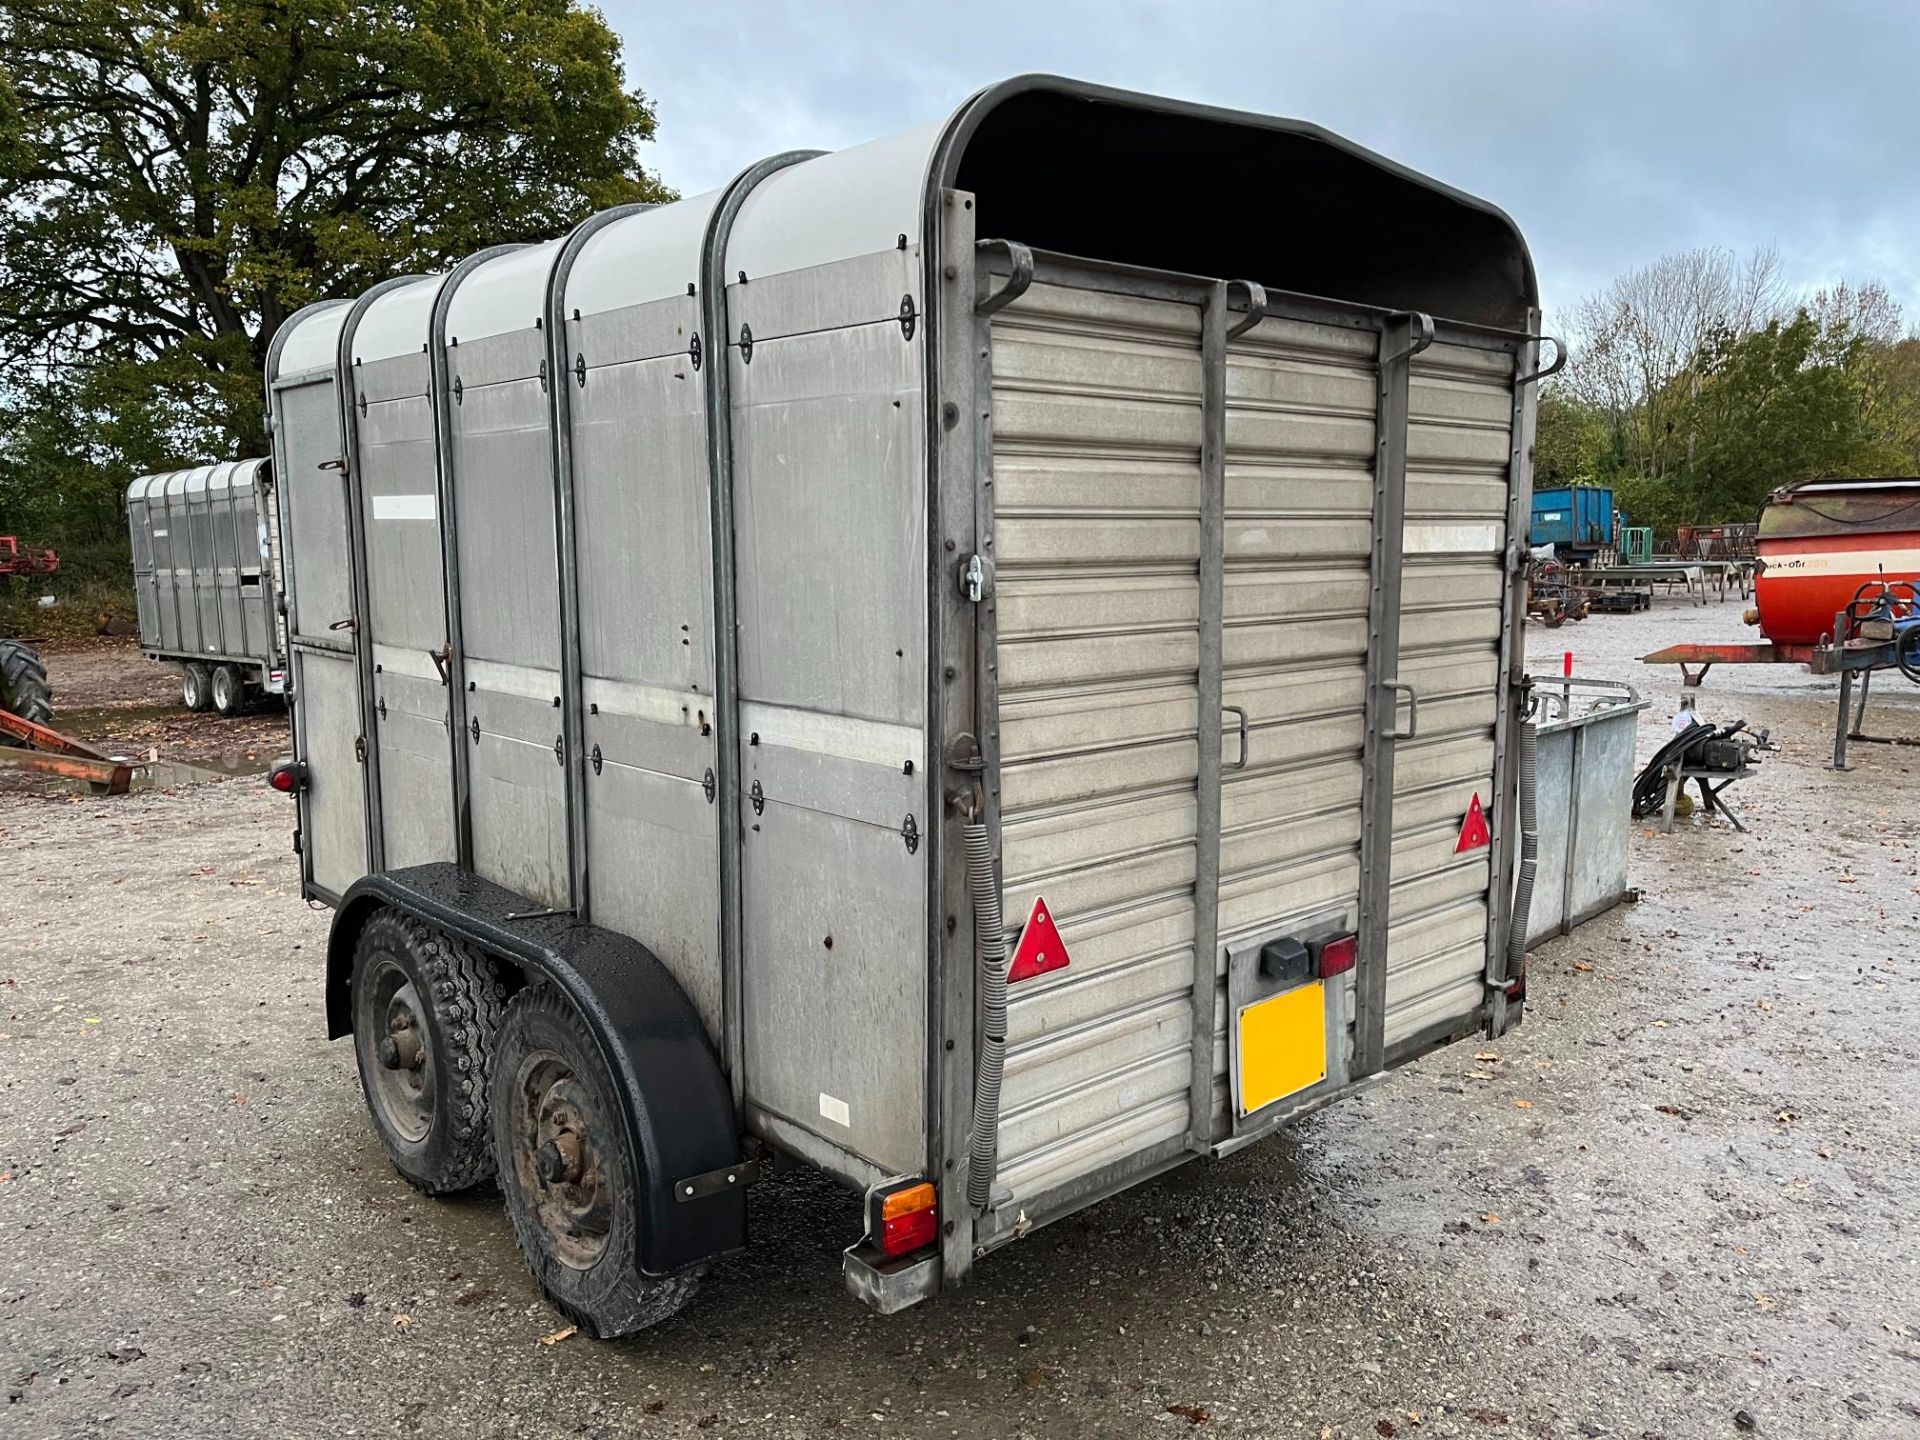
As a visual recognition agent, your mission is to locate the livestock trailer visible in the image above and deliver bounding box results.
[263,75,1555,1336]
[127,461,288,713]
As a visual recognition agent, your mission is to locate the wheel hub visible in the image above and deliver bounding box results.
[357,959,436,1145]
[512,1056,612,1269]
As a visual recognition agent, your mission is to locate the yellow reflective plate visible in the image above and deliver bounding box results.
[1236,980,1326,1116]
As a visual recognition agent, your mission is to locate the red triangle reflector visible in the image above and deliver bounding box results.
[1007,896,1071,983]
[1455,793,1491,853]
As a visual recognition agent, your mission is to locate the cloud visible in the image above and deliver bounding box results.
[603,0,1920,321]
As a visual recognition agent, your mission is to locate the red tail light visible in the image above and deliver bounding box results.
[870,1180,938,1257]
[266,759,304,794]
[1314,932,1357,978]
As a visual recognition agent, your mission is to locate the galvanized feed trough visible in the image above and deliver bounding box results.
[1524,676,1650,947]
[127,461,287,712]
[264,75,1555,1333]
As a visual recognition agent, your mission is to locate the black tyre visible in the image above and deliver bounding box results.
[0,639,52,743]
[492,985,701,1337]
[210,663,245,716]
[181,663,213,712]
[350,909,506,1194]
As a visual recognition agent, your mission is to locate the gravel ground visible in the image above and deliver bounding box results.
[3,599,1918,1439]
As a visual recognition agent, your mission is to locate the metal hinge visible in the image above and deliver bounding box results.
[590,743,602,775]
[899,293,917,340]
[553,734,565,766]
[353,735,367,763]
[901,813,919,854]
[739,323,753,364]
[689,332,702,371]
[703,767,716,803]
[750,779,765,815]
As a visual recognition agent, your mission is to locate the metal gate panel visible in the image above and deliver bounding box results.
[727,252,929,1179]
[1383,341,1515,1049]
[212,475,246,658]
[568,287,723,1039]
[272,373,368,899]
[988,280,1206,1204]
[187,472,222,657]
[354,350,456,870]
[445,327,568,908]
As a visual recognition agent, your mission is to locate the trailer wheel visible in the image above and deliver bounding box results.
[493,985,702,1337]
[181,663,214,712]
[0,639,52,743]
[210,663,245,716]
[350,909,505,1194]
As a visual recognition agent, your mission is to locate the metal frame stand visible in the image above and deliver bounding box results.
[1658,762,1752,834]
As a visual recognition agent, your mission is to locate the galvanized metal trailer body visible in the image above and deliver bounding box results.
[127,460,288,707]
[266,76,1548,1323]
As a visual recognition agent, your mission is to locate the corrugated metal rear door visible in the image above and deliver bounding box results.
[1385,343,1514,1049]
[988,281,1210,1203]
[982,269,1511,1217]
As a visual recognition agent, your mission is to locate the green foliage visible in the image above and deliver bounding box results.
[0,0,670,562]
[1678,311,1891,519]
[1534,388,1621,487]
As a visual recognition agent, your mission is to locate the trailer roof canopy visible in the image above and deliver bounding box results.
[941,77,1537,329]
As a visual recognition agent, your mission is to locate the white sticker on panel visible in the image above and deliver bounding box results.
[818,1092,851,1128]
[371,493,436,521]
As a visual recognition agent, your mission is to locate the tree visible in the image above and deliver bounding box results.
[1678,309,1895,520]
[1533,387,1618,488]
[0,0,671,476]
[1558,246,1786,481]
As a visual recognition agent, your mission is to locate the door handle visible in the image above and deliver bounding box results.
[1386,682,1420,740]
[1223,705,1250,770]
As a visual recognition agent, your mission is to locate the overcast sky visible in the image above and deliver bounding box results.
[599,0,1920,327]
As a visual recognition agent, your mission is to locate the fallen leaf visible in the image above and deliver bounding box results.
[1474,1052,1501,1063]
[1753,1293,1776,1311]
[1512,1098,1534,1109]
[1165,1404,1210,1426]
[539,1324,577,1346]
[1480,1212,1501,1225]
[1775,1110,1798,1124]
[1572,961,1593,972]
[1023,1368,1046,1388]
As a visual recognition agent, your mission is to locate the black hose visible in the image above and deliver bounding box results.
[1899,627,1920,686]
[1630,718,1745,819]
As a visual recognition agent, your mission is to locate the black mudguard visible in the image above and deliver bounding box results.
[326,863,745,1277]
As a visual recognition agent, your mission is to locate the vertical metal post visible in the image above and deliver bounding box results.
[931,188,982,1287]
[1354,313,1423,1077]
[1186,283,1229,1150]
[1486,316,1541,1027]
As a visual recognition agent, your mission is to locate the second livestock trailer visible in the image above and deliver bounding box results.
[264,75,1556,1336]
[127,461,288,713]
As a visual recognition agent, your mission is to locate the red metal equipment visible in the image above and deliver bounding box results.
[0,536,60,578]
[0,707,134,794]
[1643,479,1920,768]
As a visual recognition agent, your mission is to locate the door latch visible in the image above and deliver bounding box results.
[959,553,991,603]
